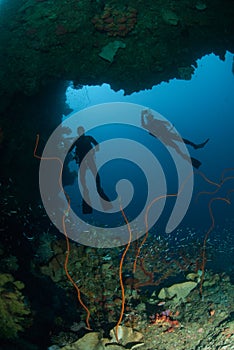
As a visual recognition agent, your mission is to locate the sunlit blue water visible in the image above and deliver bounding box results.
[63,121,177,228]
[63,52,234,232]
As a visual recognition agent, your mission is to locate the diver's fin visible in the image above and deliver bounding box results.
[194,138,210,149]
[191,157,202,169]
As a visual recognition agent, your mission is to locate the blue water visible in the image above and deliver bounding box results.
[64,122,177,228]
[63,51,234,233]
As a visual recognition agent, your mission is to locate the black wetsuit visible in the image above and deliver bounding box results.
[73,135,98,164]
[69,134,112,212]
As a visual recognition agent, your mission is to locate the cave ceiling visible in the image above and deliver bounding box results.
[0,0,234,112]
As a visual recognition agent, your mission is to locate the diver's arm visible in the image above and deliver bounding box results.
[67,141,80,163]
[68,140,76,153]
[90,136,100,151]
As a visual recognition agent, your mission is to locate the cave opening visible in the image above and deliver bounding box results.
[1,0,234,343]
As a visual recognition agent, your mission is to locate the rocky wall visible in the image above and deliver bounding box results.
[0,0,234,111]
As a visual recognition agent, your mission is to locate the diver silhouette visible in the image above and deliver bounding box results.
[141,110,209,169]
[70,126,112,213]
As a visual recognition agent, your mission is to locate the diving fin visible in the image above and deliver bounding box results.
[191,157,202,169]
[194,138,210,149]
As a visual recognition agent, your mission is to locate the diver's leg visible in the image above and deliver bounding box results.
[79,160,93,213]
[182,138,197,148]
[79,160,88,192]
[167,133,196,147]
[169,133,204,150]
[87,156,99,184]
[87,156,112,209]
[163,138,189,160]
[182,138,209,149]
[162,137,201,168]
[86,156,103,194]
[88,157,105,195]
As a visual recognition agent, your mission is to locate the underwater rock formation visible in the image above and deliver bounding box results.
[0,0,233,208]
[59,326,144,350]
[0,0,234,110]
[0,3,234,348]
[158,281,198,303]
[0,81,71,205]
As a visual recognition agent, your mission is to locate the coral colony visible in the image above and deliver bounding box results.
[150,310,180,333]
[92,5,137,37]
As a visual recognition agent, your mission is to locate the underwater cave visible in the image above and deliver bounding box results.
[0,0,234,349]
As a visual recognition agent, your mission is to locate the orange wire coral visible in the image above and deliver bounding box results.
[34,134,91,330]
[115,204,132,342]
[196,168,234,296]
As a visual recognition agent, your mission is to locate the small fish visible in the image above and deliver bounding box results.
[102,254,112,261]
[157,301,166,306]
[23,232,34,241]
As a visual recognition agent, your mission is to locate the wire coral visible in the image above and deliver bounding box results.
[34,134,91,330]
[0,273,31,339]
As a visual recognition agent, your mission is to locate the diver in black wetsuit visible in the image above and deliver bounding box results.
[70,126,112,213]
[72,126,99,186]
[141,110,209,169]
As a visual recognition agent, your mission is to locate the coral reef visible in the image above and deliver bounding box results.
[150,311,180,333]
[0,273,31,339]
[92,5,137,37]
[0,0,233,110]
[0,246,19,273]
[35,228,213,326]
[35,231,57,264]
[47,269,234,349]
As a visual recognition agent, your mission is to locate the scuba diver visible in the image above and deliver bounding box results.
[69,126,112,213]
[141,109,209,169]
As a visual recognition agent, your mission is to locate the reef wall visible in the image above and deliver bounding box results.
[0,81,71,204]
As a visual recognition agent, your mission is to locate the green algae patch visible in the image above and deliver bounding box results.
[0,273,31,339]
